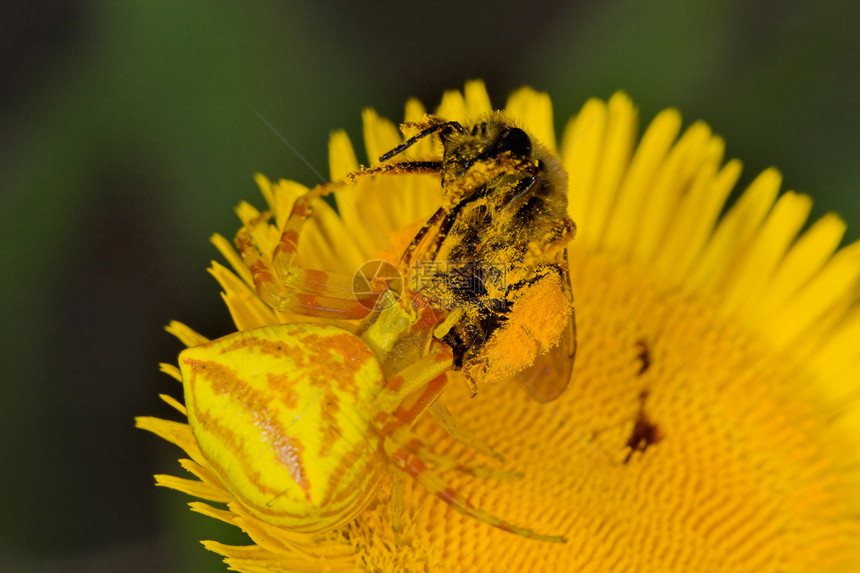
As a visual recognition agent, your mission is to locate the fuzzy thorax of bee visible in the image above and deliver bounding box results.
[392,113,576,392]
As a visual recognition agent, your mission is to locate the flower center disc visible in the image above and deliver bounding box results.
[346,247,856,572]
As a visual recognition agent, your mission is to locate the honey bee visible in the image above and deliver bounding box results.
[182,110,576,542]
[367,113,577,399]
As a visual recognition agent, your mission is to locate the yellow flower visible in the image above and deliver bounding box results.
[138,81,860,572]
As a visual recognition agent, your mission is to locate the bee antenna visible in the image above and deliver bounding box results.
[379,120,465,162]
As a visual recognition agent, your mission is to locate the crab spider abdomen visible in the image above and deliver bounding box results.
[179,322,387,532]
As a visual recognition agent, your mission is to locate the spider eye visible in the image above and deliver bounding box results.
[494,127,532,157]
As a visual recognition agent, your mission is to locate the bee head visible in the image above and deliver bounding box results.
[492,127,532,158]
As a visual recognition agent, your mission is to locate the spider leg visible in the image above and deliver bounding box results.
[379,369,517,480]
[240,161,445,318]
[236,182,382,318]
[374,343,453,428]
[430,400,505,463]
[375,346,511,479]
[398,206,450,282]
[390,469,406,547]
[235,219,374,319]
[390,424,519,480]
[372,346,562,542]
[268,184,368,300]
[382,424,566,543]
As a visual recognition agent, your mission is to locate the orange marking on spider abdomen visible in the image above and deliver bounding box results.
[179,323,393,533]
[183,358,313,501]
[321,439,384,509]
[265,372,300,410]
[296,331,379,395]
[217,331,375,397]
[318,390,342,458]
[220,335,303,359]
[272,332,370,412]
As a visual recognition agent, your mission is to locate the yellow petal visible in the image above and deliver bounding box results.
[506,86,557,152]
[602,107,681,255]
[328,130,359,182]
[435,88,468,123]
[463,79,492,117]
[362,108,402,166]
[562,97,607,233]
[585,92,637,249]
[687,167,782,292]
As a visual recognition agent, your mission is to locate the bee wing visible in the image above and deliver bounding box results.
[518,251,576,403]
[518,306,576,402]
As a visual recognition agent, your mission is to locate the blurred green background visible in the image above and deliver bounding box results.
[1,1,857,571]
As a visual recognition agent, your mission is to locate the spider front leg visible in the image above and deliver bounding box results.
[236,222,372,319]
[239,162,444,319]
[235,186,380,319]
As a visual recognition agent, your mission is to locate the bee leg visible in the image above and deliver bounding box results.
[377,117,462,162]
[521,217,577,266]
[345,160,442,184]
